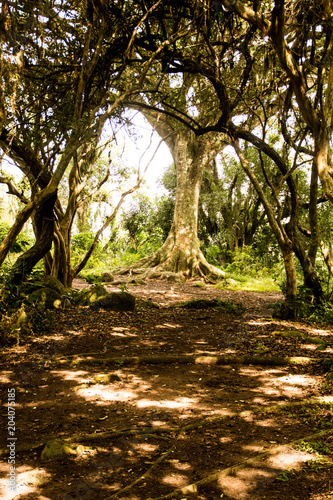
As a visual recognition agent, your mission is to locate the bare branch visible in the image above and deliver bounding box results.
[0,175,29,203]
[74,136,166,277]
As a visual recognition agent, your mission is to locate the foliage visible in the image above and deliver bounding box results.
[159,164,177,197]
[72,232,96,254]
[224,247,267,277]
[276,468,296,482]
[205,246,283,291]
[0,223,33,253]
[217,276,280,293]
[204,244,223,266]
[0,261,13,284]
[295,440,331,458]
[176,298,245,315]
[78,272,103,285]
[0,280,53,345]
[121,193,173,251]
[274,284,333,324]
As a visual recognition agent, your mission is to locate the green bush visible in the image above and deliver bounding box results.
[296,287,333,324]
[224,246,271,278]
[205,245,222,266]
[72,232,95,253]
[274,285,333,324]
[0,223,33,253]
[0,280,53,345]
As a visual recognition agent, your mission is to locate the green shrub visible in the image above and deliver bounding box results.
[0,223,33,253]
[224,246,267,277]
[72,232,95,253]
[79,271,103,284]
[205,244,222,266]
[274,285,333,324]
[0,280,53,345]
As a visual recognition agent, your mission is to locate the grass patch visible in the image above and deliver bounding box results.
[216,274,280,292]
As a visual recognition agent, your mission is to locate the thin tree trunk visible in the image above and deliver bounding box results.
[320,240,333,278]
[282,244,297,319]
[232,138,298,315]
[292,234,323,301]
[0,202,35,268]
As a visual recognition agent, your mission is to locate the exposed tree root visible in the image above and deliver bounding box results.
[1,397,332,458]
[104,398,333,500]
[0,426,176,458]
[56,353,318,367]
[102,397,333,499]
[104,445,176,500]
[117,236,225,282]
[147,428,333,500]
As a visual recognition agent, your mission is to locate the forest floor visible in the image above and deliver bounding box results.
[1,278,333,500]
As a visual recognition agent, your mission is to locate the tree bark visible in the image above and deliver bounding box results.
[282,245,297,319]
[130,121,224,279]
[232,138,298,315]
[9,192,57,285]
[320,240,333,278]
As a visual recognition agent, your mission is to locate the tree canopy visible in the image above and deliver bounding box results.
[1,0,333,317]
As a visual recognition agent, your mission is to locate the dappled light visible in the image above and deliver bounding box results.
[1,282,333,500]
[0,465,51,500]
[3,1,333,499]
[136,397,197,409]
[162,473,189,487]
[156,322,182,329]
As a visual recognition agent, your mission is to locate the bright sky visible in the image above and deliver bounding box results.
[1,110,173,198]
[116,111,173,194]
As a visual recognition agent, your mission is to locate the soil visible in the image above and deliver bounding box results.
[1,277,333,500]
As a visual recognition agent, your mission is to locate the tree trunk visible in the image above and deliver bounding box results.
[292,234,323,301]
[9,192,57,285]
[282,244,297,319]
[130,128,225,279]
[232,138,298,316]
[50,225,73,287]
[0,202,35,268]
[320,240,333,278]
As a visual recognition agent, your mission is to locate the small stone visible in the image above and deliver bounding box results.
[41,439,77,461]
[101,272,114,282]
[94,373,122,384]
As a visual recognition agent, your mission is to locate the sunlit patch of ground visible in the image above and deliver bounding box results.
[0,372,13,384]
[0,464,52,500]
[216,450,316,500]
[1,281,332,500]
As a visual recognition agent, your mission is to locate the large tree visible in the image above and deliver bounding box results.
[146,0,325,312]
[0,0,179,285]
[125,78,226,279]
[217,0,333,203]
[112,0,264,279]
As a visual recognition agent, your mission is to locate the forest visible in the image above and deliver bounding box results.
[1,1,333,499]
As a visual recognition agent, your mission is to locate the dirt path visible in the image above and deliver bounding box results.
[1,279,333,500]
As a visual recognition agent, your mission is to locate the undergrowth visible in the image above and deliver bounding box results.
[216,275,280,292]
[0,280,53,345]
[176,298,245,315]
[274,285,333,325]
